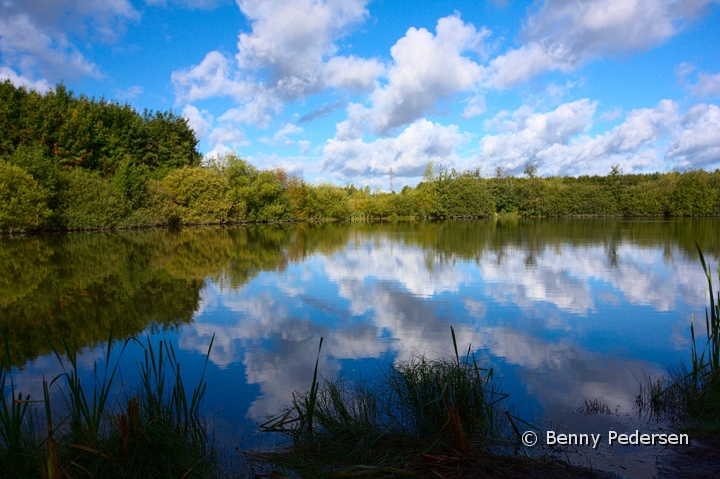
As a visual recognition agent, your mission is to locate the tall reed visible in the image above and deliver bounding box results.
[0,330,221,479]
[636,243,720,424]
[260,327,509,474]
[47,328,130,444]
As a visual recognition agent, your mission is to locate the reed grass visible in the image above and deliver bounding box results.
[0,331,224,479]
[258,327,519,478]
[636,242,720,427]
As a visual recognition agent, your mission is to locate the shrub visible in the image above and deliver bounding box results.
[435,176,495,217]
[122,180,180,226]
[54,169,129,229]
[162,167,233,224]
[304,184,350,219]
[0,160,52,231]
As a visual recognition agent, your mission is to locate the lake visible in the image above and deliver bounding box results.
[2,218,719,478]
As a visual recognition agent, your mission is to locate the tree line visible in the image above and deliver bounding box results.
[1,80,719,232]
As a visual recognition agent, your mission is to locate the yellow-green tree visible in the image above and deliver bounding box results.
[0,160,52,231]
[162,167,234,223]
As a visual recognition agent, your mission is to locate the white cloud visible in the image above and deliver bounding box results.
[171,51,254,103]
[487,0,716,88]
[366,15,489,134]
[115,85,144,101]
[324,55,385,92]
[486,42,568,89]
[691,72,720,98]
[298,140,311,154]
[172,0,382,127]
[207,124,249,151]
[322,118,467,180]
[235,0,369,99]
[0,66,52,93]
[0,0,139,82]
[599,107,622,122]
[480,99,720,176]
[0,14,101,81]
[666,103,720,168]
[272,123,303,146]
[461,95,487,119]
[480,98,597,173]
[182,104,214,139]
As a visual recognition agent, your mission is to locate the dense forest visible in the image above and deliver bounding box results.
[1,80,720,233]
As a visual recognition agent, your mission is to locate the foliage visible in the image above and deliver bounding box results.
[162,167,233,224]
[0,160,52,231]
[0,80,201,231]
[55,169,129,229]
[304,184,351,219]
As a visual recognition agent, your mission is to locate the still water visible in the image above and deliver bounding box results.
[2,218,719,477]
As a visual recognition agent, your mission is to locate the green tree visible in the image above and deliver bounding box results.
[162,167,233,223]
[0,160,52,231]
[55,169,130,229]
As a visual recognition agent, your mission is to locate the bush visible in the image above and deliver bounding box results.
[122,180,180,226]
[435,176,495,217]
[162,167,233,224]
[55,169,130,229]
[305,184,350,219]
[670,170,719,215]
[0,160,52,231]
[619,176,675,215]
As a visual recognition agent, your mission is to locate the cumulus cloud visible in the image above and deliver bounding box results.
[182,104,214,139]
[366,15,489,134]
[0,66,52,93]
[324,55,385,92]
[480,99,720,176]
[599,106,622,122]
[208,124,249,149]
[486,0,716,88]
[322,118,467,181]
[480,98,597,173]
[666,103,720,168]
[272,123,303,147]
[172,0,384,127]
[691,72,720,98]
[461,95,487,119]
[172,51,254,103]
[0,0,139,83]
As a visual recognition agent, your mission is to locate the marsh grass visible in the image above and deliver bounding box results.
[258,327,523,478]
[0,331,223,479]
[636,242,720,430]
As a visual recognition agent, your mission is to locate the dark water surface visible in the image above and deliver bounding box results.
[2,218,719,477]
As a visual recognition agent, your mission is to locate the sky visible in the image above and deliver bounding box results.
[1,0,719,189]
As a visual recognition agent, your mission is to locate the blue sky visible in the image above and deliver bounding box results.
[2,0,719,188]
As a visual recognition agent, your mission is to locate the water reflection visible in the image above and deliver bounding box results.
[2,219,719,477]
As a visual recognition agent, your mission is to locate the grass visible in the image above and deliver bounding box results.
[636,242,720,430]
[0,331,225,479]
[253,327,571,478]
